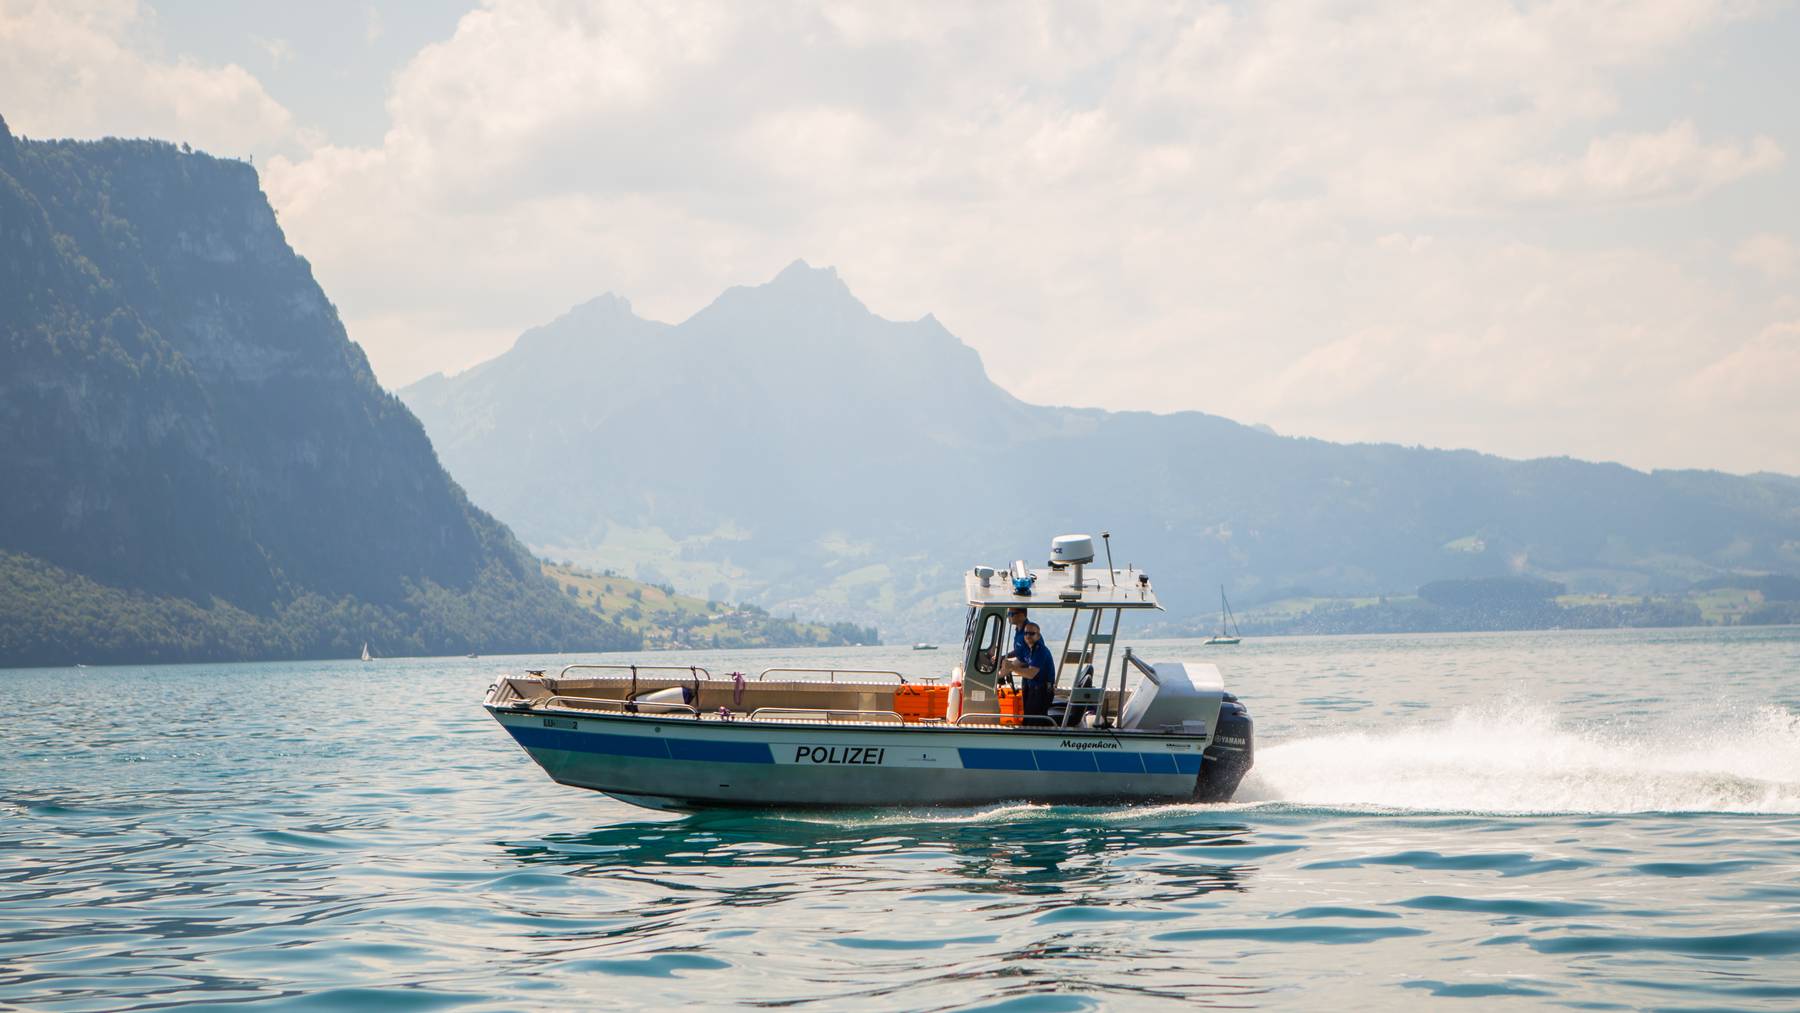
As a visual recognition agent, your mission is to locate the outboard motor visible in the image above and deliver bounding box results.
[1194,694,1254,802]
[1117,660,1255,803]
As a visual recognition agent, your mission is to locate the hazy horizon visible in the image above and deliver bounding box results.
[412,258,1797,478]
[5,0,1797,474]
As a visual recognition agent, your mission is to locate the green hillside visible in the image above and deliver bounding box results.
[1188,575,1800,636]
[544,563,878,649]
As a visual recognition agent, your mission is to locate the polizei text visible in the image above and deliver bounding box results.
[793,745,887,765]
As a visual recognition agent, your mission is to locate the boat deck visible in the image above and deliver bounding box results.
[490,665,1126,731]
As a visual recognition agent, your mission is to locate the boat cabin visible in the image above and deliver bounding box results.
[955,557,1160,723]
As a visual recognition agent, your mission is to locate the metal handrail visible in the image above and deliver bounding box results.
[557,664,713,681]
[755,668,906,684]
[748,707,905,723]
[1122,650,1159,686]
[953,713,1059,727]
[536,695,699,716]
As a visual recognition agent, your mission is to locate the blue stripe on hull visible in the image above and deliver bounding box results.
[1033,750,1099,772]
[1094,751,1146,774]
[505,722,1199,777]
[507,725,668,758]
[588,731,672,758]
[507,725,776,764]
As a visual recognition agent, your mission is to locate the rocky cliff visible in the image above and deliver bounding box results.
[0,116,632,665]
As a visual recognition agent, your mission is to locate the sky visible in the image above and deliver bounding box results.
[3,0,1797,475]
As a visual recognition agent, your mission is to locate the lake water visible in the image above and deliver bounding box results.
[3,627,1798,1010]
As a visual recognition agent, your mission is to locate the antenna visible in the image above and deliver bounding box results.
[1102,531,1116,586]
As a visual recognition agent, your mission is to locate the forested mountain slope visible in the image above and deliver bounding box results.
[0,117,631,665]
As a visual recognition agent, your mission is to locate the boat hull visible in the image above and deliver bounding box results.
[487,706,1246,809]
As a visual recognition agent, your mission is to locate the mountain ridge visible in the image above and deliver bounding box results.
[400,262,1800,639]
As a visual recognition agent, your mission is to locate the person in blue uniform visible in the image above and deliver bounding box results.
[1007,607,1029,658]
[1008,622,1056,718]
[984,607,1030,672]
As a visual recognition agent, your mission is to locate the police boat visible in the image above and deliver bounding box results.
[482,534,1254,811]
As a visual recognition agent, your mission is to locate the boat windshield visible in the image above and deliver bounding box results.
[969,609,1005,674]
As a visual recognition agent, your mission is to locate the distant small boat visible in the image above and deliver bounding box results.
[467,653,479,659]
[912,643,938,651]
[1203,587,1242,646]
[361,642,372,662]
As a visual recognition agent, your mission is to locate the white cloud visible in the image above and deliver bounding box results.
[254,35,293,68]
[6,0,1797,473]
[1683,321,1800,465]
[0,0,304,156]
[1688,320,1800,406]
[1230,238,1764,466]
[1734,233,1798,278]
[1509,121,1783,205]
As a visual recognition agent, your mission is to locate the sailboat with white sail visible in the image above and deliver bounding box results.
[1203,587,1242,646]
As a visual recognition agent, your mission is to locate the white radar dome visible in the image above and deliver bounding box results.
[1050,534,1095,565]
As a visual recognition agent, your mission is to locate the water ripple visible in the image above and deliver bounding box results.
[3,632,1799,1008]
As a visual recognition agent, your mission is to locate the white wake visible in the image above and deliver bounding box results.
[1237,704,1800,814]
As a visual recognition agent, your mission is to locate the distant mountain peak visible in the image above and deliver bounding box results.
[495,290,650,361]
[915,311,955,335]
[686,259,869,327]
[774,258,838,284]
[760,259,859,303]
[564,291,636,321]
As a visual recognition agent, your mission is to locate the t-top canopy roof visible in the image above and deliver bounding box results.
[964,565,1162,609]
